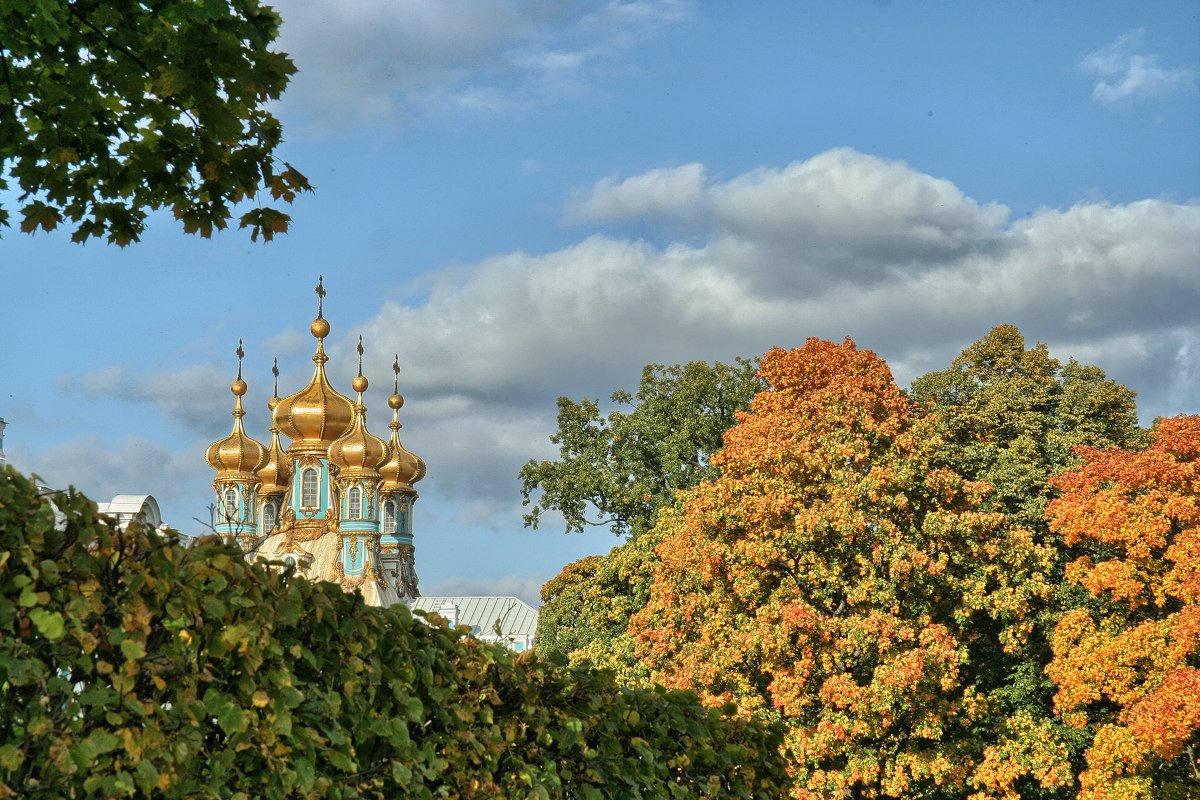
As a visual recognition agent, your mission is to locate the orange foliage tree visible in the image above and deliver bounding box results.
[1046,415,1200,799]
[630,339,1065,799]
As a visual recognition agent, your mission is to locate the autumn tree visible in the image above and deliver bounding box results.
[0,0,309,245]
[523,359,760,673]
[631,339,1065,799]
[1046,415,1200,800]
[910,324,1145,794]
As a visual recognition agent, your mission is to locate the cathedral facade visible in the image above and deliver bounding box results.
[204,278,425,606]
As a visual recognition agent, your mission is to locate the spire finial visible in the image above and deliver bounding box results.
[351,335,369,397]
[236,339,244,380]
[387,354,404,422]
[315,274,326,319]
[271,357,279,398]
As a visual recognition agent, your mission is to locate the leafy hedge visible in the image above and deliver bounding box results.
[0,467,787,798]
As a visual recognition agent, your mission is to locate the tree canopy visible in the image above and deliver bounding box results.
[0,0,309,245]
[910,323,1144,532]
[523,359,759,677]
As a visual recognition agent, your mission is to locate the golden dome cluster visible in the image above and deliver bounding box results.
[205,277,424,494]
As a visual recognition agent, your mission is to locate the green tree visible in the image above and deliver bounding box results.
[523,359,760,677]
[520,358,761,539]
[909,324,1146,797]
[1,0,309,245]
[909,324,1144,532]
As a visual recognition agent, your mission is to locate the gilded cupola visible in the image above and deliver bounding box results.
[205,341,268,479]
[272,276,356,454]
[380,355,427,493]
[328,337,389,476]
[256,358,292,496]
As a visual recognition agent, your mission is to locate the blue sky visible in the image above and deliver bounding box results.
[3,1,1199,605]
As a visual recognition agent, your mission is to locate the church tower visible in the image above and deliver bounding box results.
[378,355,426,597]
[327,336,389,585]
[204,277,425,607]
[204,342,267,550]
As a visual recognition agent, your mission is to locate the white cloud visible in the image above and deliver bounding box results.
[62,149,1200,533]
[568,163,708,222]
[271,0,690,130]
[1081,30,1197,106]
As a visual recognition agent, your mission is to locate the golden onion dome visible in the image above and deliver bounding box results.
[328,339,389,475]
[256,361,292,495]
[205,346,268,479]
[271,278,355,453]
[380,357,427,492]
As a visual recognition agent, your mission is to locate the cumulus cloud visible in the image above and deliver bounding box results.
[1081,30,1197,106]
[61,364,236,437]
[567,163,708,222]
[271,0,688,130]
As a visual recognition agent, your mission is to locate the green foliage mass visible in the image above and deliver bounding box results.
[0,466,789,798]
[0,0,310,245]
[909,324,1145,531]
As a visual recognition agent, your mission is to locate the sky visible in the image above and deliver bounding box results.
[3,1,1199,607]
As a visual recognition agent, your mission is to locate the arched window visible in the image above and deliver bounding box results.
[262,501,276,532]
[301,468,319,508]
[382,501,396,533]
[223,488,238,521]
[347,486,362,519]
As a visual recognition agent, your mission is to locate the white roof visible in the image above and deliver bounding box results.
[410,596,539,638]
[95,495,162,528]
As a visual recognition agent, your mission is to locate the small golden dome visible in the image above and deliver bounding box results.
[380,359,424,492]
[272,318,355,452]
[329,402,389,475]
[380,424,425,492]
[256,392,292,496]
[206,354,268,479]
[329,338,388,475]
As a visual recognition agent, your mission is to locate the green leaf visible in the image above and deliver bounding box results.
[29,608,64,640]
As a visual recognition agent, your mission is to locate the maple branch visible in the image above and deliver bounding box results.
[64,1,200,127]
[1188,744,1200,783]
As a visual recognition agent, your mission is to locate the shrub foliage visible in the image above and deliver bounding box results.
[0,467,788,798]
